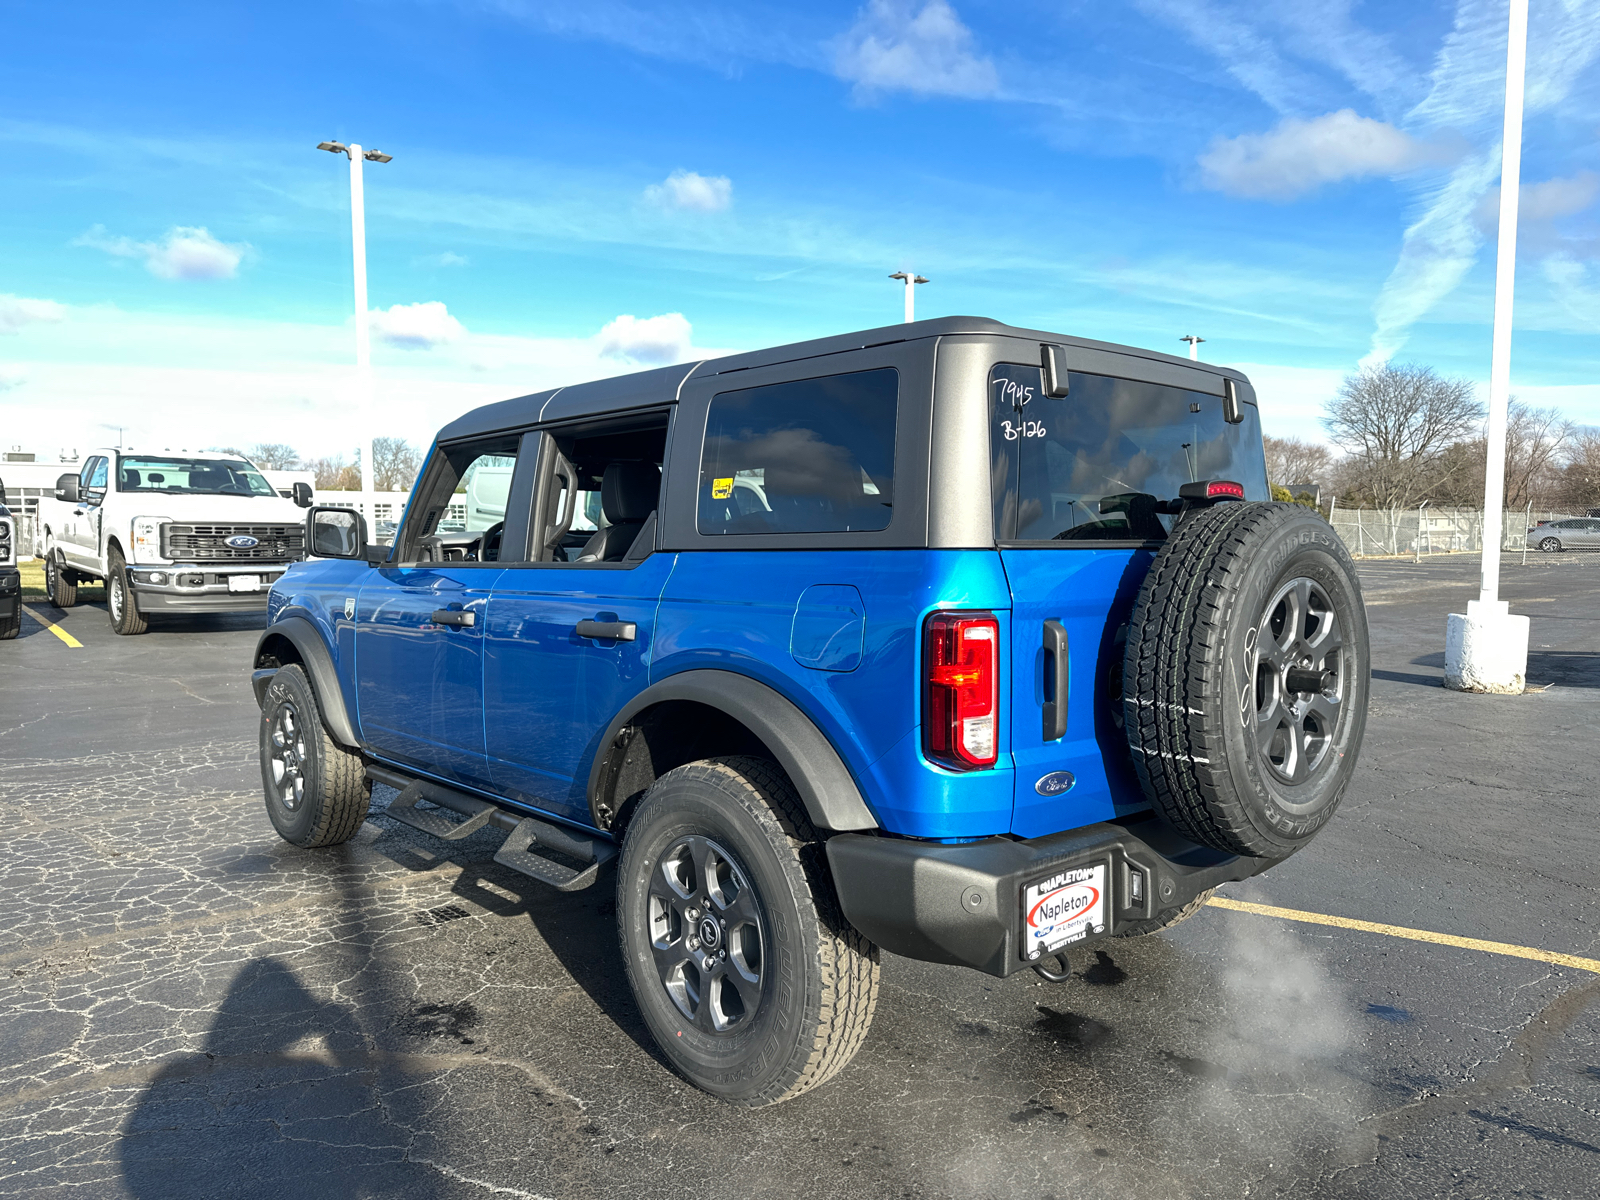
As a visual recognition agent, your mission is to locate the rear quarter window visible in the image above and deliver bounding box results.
[990,362,1269,543]
[698,367,898,535]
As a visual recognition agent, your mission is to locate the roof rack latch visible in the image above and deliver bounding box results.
[1041,344,1069,398]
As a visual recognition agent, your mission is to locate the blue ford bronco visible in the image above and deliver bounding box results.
[252,317,1369,1105]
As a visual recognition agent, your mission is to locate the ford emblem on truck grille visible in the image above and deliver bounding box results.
[1034,771,1076,796]
[225,535,260,549]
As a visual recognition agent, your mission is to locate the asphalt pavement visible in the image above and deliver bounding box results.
[2,553,1598,1200]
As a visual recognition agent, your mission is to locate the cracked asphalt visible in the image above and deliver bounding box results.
[2,554,1598,1199]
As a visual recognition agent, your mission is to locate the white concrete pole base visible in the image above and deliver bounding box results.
[1444,599,1530,693]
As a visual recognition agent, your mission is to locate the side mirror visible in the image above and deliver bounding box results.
[306,507,368,559]
[292,481,314,508]
[56,474,81,503]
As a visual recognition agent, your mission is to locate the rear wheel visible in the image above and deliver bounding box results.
[1124,502,1370,858]
[1540,537,1562,553]
[106,549,148,636]
[258,664,371,847]
[617,756,879,1106]
[45,551,77,608]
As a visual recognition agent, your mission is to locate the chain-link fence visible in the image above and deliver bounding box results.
[1326,505,1579,558]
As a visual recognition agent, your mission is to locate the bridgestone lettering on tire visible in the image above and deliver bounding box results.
[617,756,880,1106]
[1123,502,1370,858]
[258,664,371,848]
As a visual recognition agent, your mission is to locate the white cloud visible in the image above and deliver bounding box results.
[0,365,27,392]
[74,224,249,280]
[369,301,466,350]
[415,250,470,268]
[596,313,693,365]
[1199,110,1450,201]
[834,0,998,99]
[1474,171,1600,235]
[644,170,733,213]
[0,294,67,335]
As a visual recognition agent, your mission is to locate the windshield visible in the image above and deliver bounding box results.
[990,363,1269,542]
[117,456,277,497]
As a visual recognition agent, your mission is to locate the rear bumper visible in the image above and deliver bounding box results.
[826,816,1283,977]
[129,563,289,612]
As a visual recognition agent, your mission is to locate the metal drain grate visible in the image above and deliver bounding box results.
[415,904,472,928]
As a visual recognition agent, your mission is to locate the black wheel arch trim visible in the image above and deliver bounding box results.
[252,614,360,748]
[586,668,880,833]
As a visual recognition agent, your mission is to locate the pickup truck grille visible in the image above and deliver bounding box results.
[162,524,304,561]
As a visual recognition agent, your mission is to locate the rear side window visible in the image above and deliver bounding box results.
[698,368,898,535]
[990,363,1269,543]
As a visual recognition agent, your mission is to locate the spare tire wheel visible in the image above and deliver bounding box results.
[1123,502,1369,857]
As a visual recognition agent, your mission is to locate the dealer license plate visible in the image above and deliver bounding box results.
[227,575,262,593]
[1022,863,1107,959]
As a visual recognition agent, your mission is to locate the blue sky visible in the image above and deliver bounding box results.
[3,0,1599,462]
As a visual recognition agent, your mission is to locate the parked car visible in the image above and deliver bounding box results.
[1531,517,1600,552]
[37,448,315,634]
[0,477,18,640]
[250,316,1371,1106]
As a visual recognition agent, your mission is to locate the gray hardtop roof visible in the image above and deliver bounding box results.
[435,316,1248,444]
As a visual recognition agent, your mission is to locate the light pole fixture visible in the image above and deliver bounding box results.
[318,138,393,522]
[889,271,928,324]
[1179,335,1204,361]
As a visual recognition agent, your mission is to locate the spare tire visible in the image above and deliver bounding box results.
[1123,502,1369,857]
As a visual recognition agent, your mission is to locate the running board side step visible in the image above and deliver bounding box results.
[367,766,615,892]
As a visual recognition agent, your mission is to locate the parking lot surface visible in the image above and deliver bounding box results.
[2,555,1598,1199]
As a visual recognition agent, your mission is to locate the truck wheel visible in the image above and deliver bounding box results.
[0,606,18,640]
[258,664,371,847]
[1124,502,1370,858]
[45,551,77,609]
[1113,887,1216,938]
[616,756,879,1106]
[106,549,148,636]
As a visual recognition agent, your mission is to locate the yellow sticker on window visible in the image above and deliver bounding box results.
[711,477,734,499]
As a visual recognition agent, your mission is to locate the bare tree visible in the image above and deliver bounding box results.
[1263,436,1333,488]
[1556,427,1600,512]
[1322,364,1484,508]
[247,442,301,470]
[308,456,360,491]
[372,437,422,493]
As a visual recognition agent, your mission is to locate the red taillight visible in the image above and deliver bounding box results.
[1206,480,1245,499]
[924,610,999,771]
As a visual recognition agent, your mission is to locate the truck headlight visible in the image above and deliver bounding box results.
[0,517,12,566]
[132,517,170,563]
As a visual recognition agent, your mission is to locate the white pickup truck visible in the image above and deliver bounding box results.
[39,448,314,635]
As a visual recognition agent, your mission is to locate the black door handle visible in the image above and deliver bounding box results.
[432,608,476,628]
[1043,619,1068,741]
[576,619,636,642]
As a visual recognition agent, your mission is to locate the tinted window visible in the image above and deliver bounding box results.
[117,456,275,497]
[698,368,897,535]
[990,363,1269,542]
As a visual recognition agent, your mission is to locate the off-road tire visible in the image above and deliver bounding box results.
[258,664,371,847]
[45,551,77,608]
[1113,886,1217,938]
[1540,537,1562,553]
[1124,502,1370,858]
[106,548,148,636]
[0,606,18,640]
[617,755,879,1106]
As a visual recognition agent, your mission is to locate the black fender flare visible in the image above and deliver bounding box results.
[252,614,360,748]
[587,668,880,833]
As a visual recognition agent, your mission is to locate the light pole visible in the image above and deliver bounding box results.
[1179,335,1204,361]
[889,271,928,323]
[1444,0,1529,693]
[318,139,393,525]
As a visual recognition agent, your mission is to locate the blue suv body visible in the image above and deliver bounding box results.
[253,316,1368,1105]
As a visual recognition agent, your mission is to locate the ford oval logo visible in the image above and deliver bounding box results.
[1034,771,1076,797]
[225,535,260,549]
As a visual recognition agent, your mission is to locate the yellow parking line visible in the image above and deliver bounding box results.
[20,605,83,648]
[1207,896,1600,975]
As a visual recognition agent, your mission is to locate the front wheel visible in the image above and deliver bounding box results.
[45,551,77,609]
[107,549,148,635]
[258,665,371,847]
[1540,537,1562,553]
[0,606,18,640]
[617,756,879,1106]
